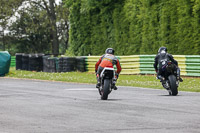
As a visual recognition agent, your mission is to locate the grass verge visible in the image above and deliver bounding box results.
[6,68,200,92]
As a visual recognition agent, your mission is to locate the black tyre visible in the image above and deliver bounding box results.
[101,79,111,100]
[168,75,178,96]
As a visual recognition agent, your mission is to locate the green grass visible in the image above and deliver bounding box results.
[6,67,200,92]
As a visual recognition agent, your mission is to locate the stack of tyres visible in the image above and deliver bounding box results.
[15,53,23,70]
[42,56,58,72]
[49,57,58,72]
[38,53,44,71]
[76,57,86,72]
[22,54,29,70]
[43,56,50,72]
[62,57,76,72]
[29,54,38,71]
[58,57,63,72]
[29,54,44,71]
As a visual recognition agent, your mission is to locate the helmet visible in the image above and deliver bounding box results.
[158,47,167,53]
[160,50,167,57]
[105,48,114,55]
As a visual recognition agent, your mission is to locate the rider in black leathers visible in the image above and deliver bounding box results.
[153,47,183,82]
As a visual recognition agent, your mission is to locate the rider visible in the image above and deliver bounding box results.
[153,46,183,82]
[95,48,121,90]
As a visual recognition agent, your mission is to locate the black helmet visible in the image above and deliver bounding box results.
[105,48,114,55]
[158,47,167,53]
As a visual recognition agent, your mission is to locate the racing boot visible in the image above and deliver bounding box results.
[177,76,183,82]
[157,75,165,83]
[111,84,118,90]
[96,74,100,88]
[179,77,183,82]
[113,86,118,90]
[111,76,118,90]
[177,68,183,82]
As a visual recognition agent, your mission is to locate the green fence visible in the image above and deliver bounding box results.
[85,55,200,76]
[185,55,200,76]
[11,56,16,67]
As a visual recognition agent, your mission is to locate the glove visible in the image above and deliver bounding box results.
[115,73,119,79]
[155,69,158,73]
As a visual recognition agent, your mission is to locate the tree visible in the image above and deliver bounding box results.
[9,8,53,54]
[6,0,69,55]
[0,0,24,51]
[26,0,68,56]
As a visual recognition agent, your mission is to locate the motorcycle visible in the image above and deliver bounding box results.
[97,67,116,100]
[159,61,179,96]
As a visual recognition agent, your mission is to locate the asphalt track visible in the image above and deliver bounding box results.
[0,78,200,133]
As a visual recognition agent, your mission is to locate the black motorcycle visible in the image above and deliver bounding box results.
[160,61,179,96]
[97,67,116,100]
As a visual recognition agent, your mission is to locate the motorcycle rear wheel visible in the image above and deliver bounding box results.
[101,79,111,100]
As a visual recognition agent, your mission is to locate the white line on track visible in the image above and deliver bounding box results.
[65,88,97,91]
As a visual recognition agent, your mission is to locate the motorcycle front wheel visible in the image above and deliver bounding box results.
[168,75,178,96]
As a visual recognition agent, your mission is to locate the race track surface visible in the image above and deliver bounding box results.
[0,78,200,133]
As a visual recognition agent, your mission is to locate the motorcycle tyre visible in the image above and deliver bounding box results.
[101,79,111,100]
[168,75,178,96]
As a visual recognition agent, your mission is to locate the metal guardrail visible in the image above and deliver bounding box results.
[85,55,200,76]
[11,56,16,67]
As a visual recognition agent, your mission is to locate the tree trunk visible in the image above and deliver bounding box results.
[51,23,59,56]
[65,22,69,50]
[49,0,59,56]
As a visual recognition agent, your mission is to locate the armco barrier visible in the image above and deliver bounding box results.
[12,54,200,76]
[86,55,141,74]
[139,55,155,75]
[174,55,187,76]
[11,56,16,67]
[85,56,100,73]
[85,55,200,76]
[185,55,200,76]
[119,55,140,75]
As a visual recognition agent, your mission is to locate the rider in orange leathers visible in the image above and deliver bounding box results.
[95,48,121,90]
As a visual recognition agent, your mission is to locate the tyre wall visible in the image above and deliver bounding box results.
[15,53,23,70]
[14,54,200,76]
[43,56,59,72]
[29,54,44,71]
[58,57,77,72]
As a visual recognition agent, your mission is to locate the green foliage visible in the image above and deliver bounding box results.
[9,8,52,54]
[1,0,69,55]
[66,0,200,56]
